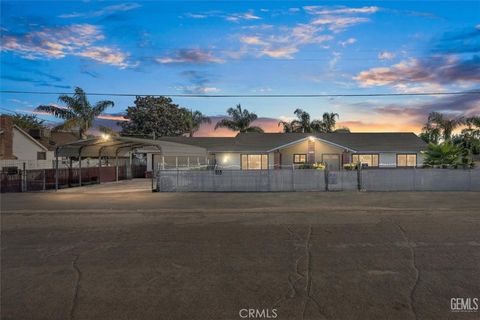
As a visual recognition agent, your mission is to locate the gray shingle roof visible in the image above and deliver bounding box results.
[158,132,427,153]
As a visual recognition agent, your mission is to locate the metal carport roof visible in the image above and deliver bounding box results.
[56,136,208,158]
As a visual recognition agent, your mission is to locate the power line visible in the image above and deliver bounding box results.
[1,90,480,98]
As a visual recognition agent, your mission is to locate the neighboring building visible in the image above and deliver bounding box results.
[154,132,427,170]
[0,115,78,169]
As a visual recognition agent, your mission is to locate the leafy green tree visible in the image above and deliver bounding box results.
[36,87,114,139]
[215,104,264,133]
[11,113,46,130]
[185,110,211,137]
[120,96,190,137]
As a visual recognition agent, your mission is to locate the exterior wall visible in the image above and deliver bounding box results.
[379,153,396,168]
[12,127,49,161]
[279,139,344,166]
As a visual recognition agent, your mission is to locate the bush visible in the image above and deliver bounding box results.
[313,162,326,170]
[298,163,314,169]
[297,162,326,170]
[343,163,358,171]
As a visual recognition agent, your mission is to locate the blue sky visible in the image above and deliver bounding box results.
[1,0,479,135]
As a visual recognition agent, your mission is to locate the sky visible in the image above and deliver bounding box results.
[1,0,479,136]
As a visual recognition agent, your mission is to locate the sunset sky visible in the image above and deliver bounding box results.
[1,1,479,136]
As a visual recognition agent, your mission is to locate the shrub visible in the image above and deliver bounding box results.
[343,163,358,171]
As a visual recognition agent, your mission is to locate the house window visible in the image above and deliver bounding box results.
[397,154,417,167]
[37,152,46,160]
[352,154,379,167]
[293,154,307,164]
[241,154,268,170]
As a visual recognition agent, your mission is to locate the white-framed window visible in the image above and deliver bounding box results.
[293,154,307,164]
[241,154,268,170]
[352,154,379,167]
[396,154,417,167]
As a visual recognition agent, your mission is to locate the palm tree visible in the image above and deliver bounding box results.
[291,108,313,133]
[214,104,264,133]
[278,109,341,133]
[426,112,465,141]
[36,87,114,139]
[185,110,211,137]
[422,141,471,168]
[278,120,294,133]
[321,112,339,133]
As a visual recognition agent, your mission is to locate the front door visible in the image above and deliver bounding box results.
[323,154,340,171]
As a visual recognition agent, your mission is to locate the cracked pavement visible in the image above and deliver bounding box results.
[1,180,480,319]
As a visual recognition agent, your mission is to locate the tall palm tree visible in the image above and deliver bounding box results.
[214,104,264,133]
[291,108,313,133]
[321,112,339,133]
[279,109,341,133]
[185,110,211,137]
[36,87,114,139]
[427,112,465,141]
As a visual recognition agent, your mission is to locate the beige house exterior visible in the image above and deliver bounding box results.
[154,132,427,171]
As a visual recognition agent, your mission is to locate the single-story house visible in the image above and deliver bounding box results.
[153,132,427,170]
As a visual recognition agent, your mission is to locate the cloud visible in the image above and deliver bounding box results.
[185,10,261,22]
[226,11,261,22]
[339,38,356,47]
[1,24,135,68]
[58,3,141,19]
[354,55,480,89]
[262,47,298,59]
[76,46,135,68]
[372,90,480,122]
[304,6,380,15]
[378,51,395,60]
[176,70,220,94]
[311,16,370,32]
[239,36,265,45]
[237,23,333,59]
[155,49,224,64]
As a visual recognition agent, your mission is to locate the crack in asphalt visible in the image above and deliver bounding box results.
[70,255,82,320]
[276,225,327,320]
[393,221,419,320]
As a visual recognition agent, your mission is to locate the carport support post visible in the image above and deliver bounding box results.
[68,157,73,187]
[115,152,119,182]
[78,148,82,186]
[55,147,59,191]
[98,148,102,184]
[356,162,362,191]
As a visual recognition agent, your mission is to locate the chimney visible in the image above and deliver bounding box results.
[0,115,17,160]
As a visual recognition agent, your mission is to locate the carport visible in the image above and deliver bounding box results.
[55,136,207,190]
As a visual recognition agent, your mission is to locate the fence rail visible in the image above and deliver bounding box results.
[155,168,480,192]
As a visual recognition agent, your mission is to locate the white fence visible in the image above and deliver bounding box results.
[155,168,480,192]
